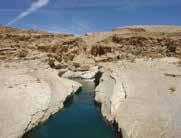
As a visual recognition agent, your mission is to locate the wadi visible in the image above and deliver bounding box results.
[0,25,181,138]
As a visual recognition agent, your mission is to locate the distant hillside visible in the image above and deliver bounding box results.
[0,25,181,69]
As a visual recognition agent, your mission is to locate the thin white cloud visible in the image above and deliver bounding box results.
[7,0,49,25]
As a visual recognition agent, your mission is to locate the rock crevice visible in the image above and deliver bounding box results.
[95,58,181,138]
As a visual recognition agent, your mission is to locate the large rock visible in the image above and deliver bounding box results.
[62,66,99,80]
[95,58,181,138]
[0,60,81,138]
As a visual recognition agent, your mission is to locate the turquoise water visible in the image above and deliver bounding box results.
[24,80,119,138]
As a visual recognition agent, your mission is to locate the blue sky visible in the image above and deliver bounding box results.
[0,0,181,35]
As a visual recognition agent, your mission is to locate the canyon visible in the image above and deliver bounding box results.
[0,25,181,138]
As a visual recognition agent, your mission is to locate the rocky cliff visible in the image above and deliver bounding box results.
[1,25,181,138]
[0,59,81,138]
[1,25,181,69]
[95,58,181,138]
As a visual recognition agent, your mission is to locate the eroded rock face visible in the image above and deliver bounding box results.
[90,35,181,62]
[0,60,81,138]
[95,58,181,138]
[1,25,181,138]
[0,25,85,63]
[61,66,99,80]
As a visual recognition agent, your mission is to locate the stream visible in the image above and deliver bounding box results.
[24,79,119,138]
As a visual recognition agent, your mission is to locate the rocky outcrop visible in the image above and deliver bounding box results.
[95,58,181,138]
[61,66,99,80]
[113,25,181,37]
[1,25,181,138]
[0,25,81,62]
[0,60,81,138]
[1,25,181,66]
[90,35,181,62]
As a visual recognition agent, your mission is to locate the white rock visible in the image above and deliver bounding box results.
[62,66,99,80]
[95,58,181,138]
[0,60,81,138]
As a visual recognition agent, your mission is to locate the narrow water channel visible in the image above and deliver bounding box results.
[24,79,119,138]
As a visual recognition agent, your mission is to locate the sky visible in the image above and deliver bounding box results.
[0,0,181,35]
